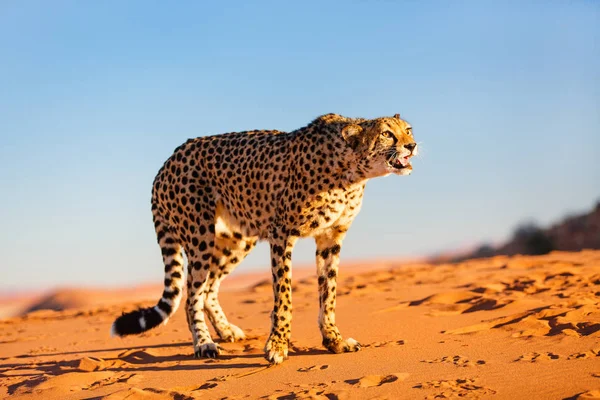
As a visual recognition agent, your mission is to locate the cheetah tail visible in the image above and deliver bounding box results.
[110,239,185,337]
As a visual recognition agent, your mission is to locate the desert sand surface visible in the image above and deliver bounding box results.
[1,250,599,399]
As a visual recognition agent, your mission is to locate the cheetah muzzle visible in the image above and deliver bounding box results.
[111,113,417,364]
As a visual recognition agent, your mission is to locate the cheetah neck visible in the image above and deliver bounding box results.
[290,125,372,187]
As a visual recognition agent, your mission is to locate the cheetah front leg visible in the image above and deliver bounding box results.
[264,233,298,364]
[315,231,361,353]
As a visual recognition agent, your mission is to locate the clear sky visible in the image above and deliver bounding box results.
[1,1,598,291]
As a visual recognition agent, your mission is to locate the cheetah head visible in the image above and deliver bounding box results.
[342,114,417,177]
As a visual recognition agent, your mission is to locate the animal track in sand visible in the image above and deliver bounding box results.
[405,265,600,340]
[515,352,560,362]
[404,290,514,317]
[364,340,405,348]
[103,387,197,400]
[345,373,409,388]
[444,299,600,338]
[261,387,348,400]
[28,345,58,354]
[337,274,396,297]
[86,372,143,390]
[8,370,142,397]
[77,356,106,372]
[75,356,129,372]
[298,364,329,372]
[220,337,264,355]
[421,355,486,367]
[288,343,324,355]
[570,390,600,399]
[414,378,496,399]
[196,382,218,390]
[568,348,600,360]
[117,348,160,363]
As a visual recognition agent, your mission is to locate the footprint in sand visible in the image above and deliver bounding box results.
[345,373,409,388]
[421,355,486,367]
[87,372,142,390]
[117,349,160,363]
[288,343,315,354]
[571,390,600,399]
[298,365,329,372]
[207,375,231,382]
[9,371,122,397]
[28,345,58,355]
[405,290,514,316]
[414,378,496,398]
[568,349,600,360]
[365,340,405,348]
[292,382,329,389]
[262,388,348,400]
[445,301,600,338]
[220,336,264,355]
[242,343,263,354]
[436,264,600,338]
[515,352,560,362]
[104,387,196,400]
[77,357,106,372]
[196,382,218,390]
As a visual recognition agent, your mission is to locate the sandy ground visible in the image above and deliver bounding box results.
[1,250,599,399]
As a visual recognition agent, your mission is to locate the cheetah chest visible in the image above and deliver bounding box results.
[294,184,365,236]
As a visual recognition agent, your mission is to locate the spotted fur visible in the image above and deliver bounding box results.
[111,113,417,364]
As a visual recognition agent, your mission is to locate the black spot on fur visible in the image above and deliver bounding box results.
[330,244,341,255]
[161,247,177,257]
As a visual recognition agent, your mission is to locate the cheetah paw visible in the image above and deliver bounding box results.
[194,343,221,359]
[324,337,362,354]
[265,338,289,364]
[218,323,246,342]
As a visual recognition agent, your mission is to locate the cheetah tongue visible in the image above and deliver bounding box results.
[396,155,410,167]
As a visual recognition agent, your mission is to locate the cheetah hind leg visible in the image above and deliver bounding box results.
[204,233,257,342]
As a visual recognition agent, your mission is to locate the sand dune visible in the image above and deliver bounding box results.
[1,250,599,399]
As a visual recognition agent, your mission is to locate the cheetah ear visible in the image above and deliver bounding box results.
[341,124,363,150]
[394,113,401,120]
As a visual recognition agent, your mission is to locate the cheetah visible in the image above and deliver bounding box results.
[111,113,417,364]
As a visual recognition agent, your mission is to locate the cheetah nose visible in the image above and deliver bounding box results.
[404,143,416,152]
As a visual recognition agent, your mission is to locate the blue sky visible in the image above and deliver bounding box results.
[1,1,598,291]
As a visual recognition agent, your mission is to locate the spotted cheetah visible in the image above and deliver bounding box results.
[111,113,417,364]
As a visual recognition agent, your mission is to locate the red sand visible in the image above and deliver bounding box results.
[1,251,599,399]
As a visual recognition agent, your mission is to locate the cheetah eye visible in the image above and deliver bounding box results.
[406,128,413,136]
[381,131,393,139]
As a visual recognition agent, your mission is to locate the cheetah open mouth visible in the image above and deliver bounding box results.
[387,154,411,170]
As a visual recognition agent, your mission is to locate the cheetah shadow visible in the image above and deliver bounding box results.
[1,340,330,382]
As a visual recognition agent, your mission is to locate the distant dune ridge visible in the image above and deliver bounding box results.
[1,250,599,399]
